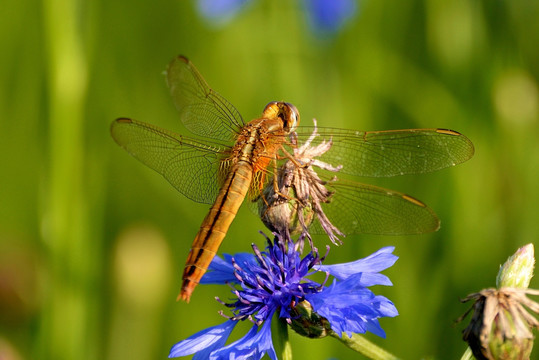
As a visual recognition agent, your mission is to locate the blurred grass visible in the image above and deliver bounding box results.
[0,0,538,359]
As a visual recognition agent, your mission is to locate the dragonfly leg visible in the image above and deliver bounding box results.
[279,144,308,169]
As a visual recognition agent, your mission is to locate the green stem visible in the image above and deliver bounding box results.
[40,0,89,358]
[275,318,293,360]
[331,332,400,360]
[460,347,474,360]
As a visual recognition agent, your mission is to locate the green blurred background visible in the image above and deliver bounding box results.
[1,0,539,359]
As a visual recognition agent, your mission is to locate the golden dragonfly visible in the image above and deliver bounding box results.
[111,55,474,302]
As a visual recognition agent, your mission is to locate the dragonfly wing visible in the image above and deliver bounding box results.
[295,127,474,177]
[309,180,440,236]
[111,118,226,204]
[166,55,244,142]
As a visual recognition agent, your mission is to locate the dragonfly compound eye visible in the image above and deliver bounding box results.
[283,102,300,132]
[261,101,300,133]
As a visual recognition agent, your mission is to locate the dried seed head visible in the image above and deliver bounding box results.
[258,119,344,243]
[460,288,539,360]
[259,162,316,236]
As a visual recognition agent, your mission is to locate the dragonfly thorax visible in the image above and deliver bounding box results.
[230,117,286,171]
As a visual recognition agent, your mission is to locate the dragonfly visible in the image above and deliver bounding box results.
[111,55,474,302]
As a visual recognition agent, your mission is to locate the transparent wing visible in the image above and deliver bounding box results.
[310,180,440,236]
[111,118,228,204]
[166,55,244,142]
[294,127,475,177]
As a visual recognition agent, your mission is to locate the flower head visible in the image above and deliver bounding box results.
[460,288,539,360]
[459,244,539,360]
[302,0,358,37]
[195,0,358,37]
[196,0,253,27]
[259,119,344,244]
[169,234,398,359]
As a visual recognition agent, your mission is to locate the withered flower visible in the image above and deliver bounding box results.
[461,288,539,360]
[258,119,344,244]
[460,244,539,360]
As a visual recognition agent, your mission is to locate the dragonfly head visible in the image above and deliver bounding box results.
[263,101,300,133]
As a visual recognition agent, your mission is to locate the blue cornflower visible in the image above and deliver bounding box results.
[196,0,254,27]
[195,0,358,36]
[169,234,398,359]
[303,0,358,37]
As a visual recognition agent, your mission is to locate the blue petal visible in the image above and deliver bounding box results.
[210,320,277,360]
[169,320,237,358]
[376,296,399,317]
[316,246,398,280]
[306,275,397,338]
[197,0,253,26]
[364,318,386,338]
[200,256,236,284]
[201,252,256,284]
[353,272,393,287]
[307,278,375,312]
[236,320,277,360]
[303,0,358,36]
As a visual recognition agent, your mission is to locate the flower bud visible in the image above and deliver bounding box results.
[289,300,332,339]
[460,244,539,360]
[497,244,535,289]
[258,172,315,235]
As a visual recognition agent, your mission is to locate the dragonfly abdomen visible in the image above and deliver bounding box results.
[179,162,253,302]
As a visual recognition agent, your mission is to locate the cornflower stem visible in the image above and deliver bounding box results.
[331,332,400,360]
[459,347,474,360]
[274,317,293,360]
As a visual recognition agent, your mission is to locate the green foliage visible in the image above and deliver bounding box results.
[0,0,538,359]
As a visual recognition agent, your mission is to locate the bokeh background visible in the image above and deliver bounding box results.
[1,0,539,359]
